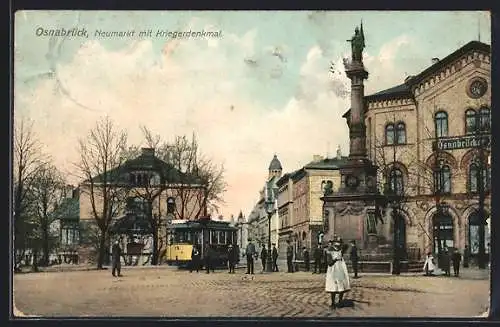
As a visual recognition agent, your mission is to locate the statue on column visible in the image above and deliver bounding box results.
[347,22,366,62]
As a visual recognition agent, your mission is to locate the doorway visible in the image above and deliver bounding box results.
[432,212,454,254]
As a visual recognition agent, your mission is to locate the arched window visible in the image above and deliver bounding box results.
[468,161,491,193]
[435,111,448,138]
[434,165,452,194]
[468,212,483,255]
[388,168,404,195]
[167,197,176,215]
[479,107,490,132]
[396,122,406,144]
[465,109,477,134]
[469,163,479,193]
[385,123,395,145]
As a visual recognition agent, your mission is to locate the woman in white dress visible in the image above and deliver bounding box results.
[325,240,351,308]
[422,252,436,276]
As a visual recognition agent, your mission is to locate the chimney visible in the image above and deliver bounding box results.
[431,58,440,64]
[141,148,155,157]
[313,155,323,162]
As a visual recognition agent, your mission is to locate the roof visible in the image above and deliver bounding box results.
[88,151,203,185]
[405,41,490,87]
[268,154,283,170]
[365,41,490,102]
[276,172,291,187]
[166,219,237,231]
[304,157,350,170]
[364,83,411,101]
[290,168,307,182]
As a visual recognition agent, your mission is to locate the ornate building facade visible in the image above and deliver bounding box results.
[361,41,491,259]
[274,152,348,260]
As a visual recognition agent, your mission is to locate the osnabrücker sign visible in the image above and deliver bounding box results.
[433,135,491,151]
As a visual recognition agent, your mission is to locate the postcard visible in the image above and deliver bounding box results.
[13,10,491,318]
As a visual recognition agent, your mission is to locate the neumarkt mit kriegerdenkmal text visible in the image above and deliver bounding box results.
[94,29,223,38]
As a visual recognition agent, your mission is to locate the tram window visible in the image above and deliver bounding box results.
[211,231,218,244]
[227,232,232,244]
[218,231,225,244]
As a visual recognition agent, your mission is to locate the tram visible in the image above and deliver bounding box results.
[164,217,239,268]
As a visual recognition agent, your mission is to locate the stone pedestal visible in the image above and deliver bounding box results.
[367,234,378,250]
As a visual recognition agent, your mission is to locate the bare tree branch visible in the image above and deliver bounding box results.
[74,116,130,269]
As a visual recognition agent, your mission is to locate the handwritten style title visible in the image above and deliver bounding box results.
[35,27,223,39]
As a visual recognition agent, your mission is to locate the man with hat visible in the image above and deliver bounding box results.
[245,238,256,275]
[286,239,294,273]
[111,240,123,277]
[272,243,279,272]
[227,244,237,273]
[313,244,323,274]
[350,240,359,279]
[325,239,351,308]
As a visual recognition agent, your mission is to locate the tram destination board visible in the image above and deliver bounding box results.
[432,135,490,151]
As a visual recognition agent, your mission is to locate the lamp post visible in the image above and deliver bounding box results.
[391,169,401,275]
[476,153,487,269]
[265,200,274,273]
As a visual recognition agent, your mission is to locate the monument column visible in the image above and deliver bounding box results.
[344,23,369,160]
[321,22,383,253]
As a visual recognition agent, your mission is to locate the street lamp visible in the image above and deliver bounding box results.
[476,155,487,269]
[265,200,274,273]
[390,169,401,275]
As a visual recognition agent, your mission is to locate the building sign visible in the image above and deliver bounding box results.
[433,135,490,151]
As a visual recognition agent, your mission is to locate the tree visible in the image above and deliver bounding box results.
[13,118,46,270]
[140,127,227,220]
[29,164,66,266]
[373,132,410,275]
[75,116,129,269]
[163,133,227,219]
[124,127,226,265]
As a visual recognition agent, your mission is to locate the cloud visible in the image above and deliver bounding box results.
[363,35,423,93]
[15,26,412,218]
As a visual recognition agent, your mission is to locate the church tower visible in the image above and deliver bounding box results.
[268,154,283,180]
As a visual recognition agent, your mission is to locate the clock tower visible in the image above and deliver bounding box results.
[321,22,382,251]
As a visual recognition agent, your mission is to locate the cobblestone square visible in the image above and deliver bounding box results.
[13,266,490,318]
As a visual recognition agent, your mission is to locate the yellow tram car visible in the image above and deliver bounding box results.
[164,217,239,268]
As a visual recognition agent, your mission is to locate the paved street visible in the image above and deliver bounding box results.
[13,266,489,318]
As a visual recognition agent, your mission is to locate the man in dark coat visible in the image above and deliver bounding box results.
[286,240,294,273]
[227,244,237,273]
[451,248,461,277]
[111,240,122,277]
[322,244,329,273]
[260,245,268,272]
[204,242,214,274]
[190,244,201,273]
[245,239,256,275]
[272,243,279,272]
[303,247,310,272]
[463,245,470,268]
[350,240,359,278]
[313,244,322,274]
[442,248,451,276]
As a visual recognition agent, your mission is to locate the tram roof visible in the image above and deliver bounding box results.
[167,219,237,231]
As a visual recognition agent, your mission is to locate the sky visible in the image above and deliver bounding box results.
[14,11,491,220]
